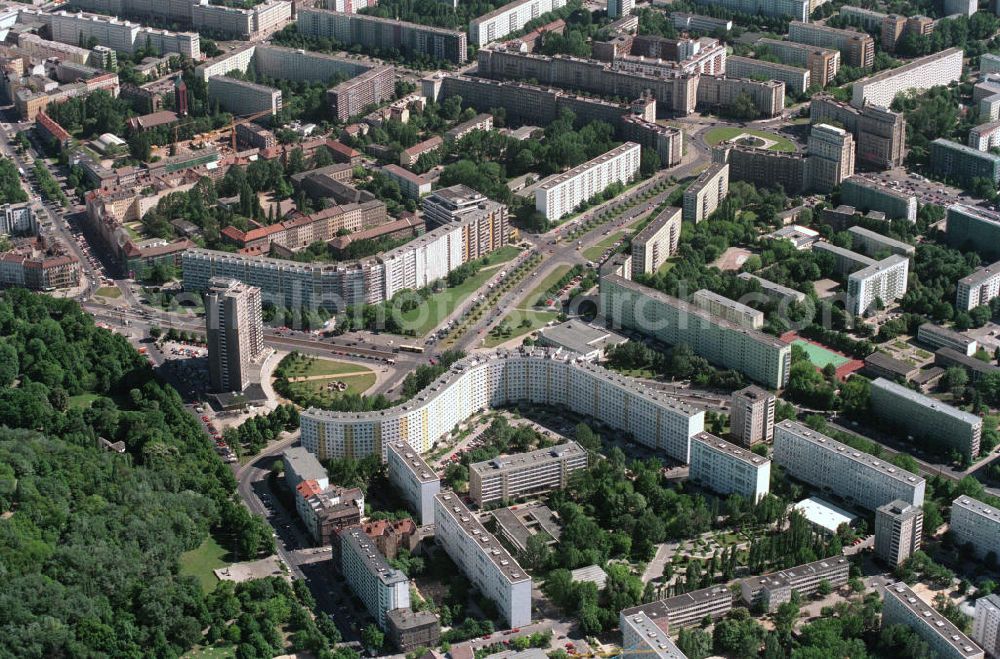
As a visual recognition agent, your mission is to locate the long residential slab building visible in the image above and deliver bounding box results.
[433,492,532,627]
[181,195,508,311]
[950,496,1000,562]
[336,524,410,629]
[469,441,588,507]
[852,47,964,109]
[386,441,440,524]
[773,420,926,510]
[869,377,982,461]
[690,432,770,502]
[301,347,705,463]
[535,142,641,221]
[956,260,1000,311]
[469,0,567,46]
[297,8,468,64]
[599,275,792,388]
[883,582,985,659]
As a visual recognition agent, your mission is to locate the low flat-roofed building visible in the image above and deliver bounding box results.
[386,608,440,652]
[536,320,627,360]
[935,347,1000,384]
[864,351,920,382]
[918,322,978,356]
[741,556,850,611]
[793,496,858,534]
[570,564,607,590]
[284,446,329,492]
[469,441,588,507]
[621,585,733,630]
[738,272,807,306]
[491,502,561,553]
[883,582,985,659]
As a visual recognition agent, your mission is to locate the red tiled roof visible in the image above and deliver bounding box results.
[402,136,443,158]
[296,480,324,499]
[326,139,360,159]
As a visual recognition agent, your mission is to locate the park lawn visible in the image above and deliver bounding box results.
[95,286,122,298]
[283,356,373,378]
[703,127,796,152]
[583,232,624,261]
[398,247,522,336]
[183,645,236,659]
[527,264,573,307]
[67,393,101,409]
[179,535,231,593]
[483,308,559,348]
[287,372,377,401]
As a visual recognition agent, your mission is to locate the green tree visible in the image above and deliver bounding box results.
[361,624,384,652]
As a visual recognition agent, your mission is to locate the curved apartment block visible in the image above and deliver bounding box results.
[301,348,704,463]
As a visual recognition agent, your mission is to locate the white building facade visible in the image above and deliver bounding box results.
[535,142,641,221]
[689,432,770,502]
[301,348,704,463]
[433,492,532,627]
[773,420,926,510]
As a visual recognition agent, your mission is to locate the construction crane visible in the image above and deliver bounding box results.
[193,109,277,151]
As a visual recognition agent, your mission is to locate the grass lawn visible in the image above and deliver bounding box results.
[527,265,573,306]
[398,246,522,336]
[180,535,231,593]
[704,127,796,152]
[483,308,559,348]
[285,372,377,402]
[583,232,624,262]
[792,339,850,368]
[282,355,373,378]
[657,258,678,275]
[183,645,236,659]
[67,393,101,409]
[95,286,122,298]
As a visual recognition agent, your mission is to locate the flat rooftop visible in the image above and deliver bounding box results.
[605,275,789,349]
[871,377,982,426]
[387,441,439,483]
[793,496,858,533]
[774,420,925,489]
[858,47,962,86]
[738,272,806,302]
[847,226,914,254]
[537,142,639,191]
[953,495,1000,523]
[633,206,681,244]
[283,446,327,482]
[340,525,408,586]
[491,502,562,550]
[434,491,529,583]
[305,346,704,424]
[537,319,626,356]
[692,431,770,468]
[469,441,586,478]
[621,611,686,658]
[958,259,1000,287]
[884,582,984,657]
